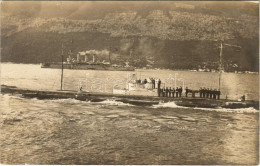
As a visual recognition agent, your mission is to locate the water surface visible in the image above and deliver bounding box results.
[0,63,259,164]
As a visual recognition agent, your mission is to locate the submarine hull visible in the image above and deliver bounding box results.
[1,85,259,109]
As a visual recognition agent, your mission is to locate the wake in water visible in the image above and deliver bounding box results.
[35,98,133,106]
[152,101,186,109]
[98,99,134,106]
[2,94,258,113]
[1,93,24,100]
[152,101,259,113]
[1,94,134,106]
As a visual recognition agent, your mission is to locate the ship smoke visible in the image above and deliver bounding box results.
[85,49,109,56]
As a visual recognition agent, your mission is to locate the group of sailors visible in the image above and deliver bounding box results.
[198,87,221,100]
[157,86,221,99]
[134,78,161,89]
[132,77,221,100]
[158,87,183,98]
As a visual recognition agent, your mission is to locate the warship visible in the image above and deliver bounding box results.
[41,48,135,71]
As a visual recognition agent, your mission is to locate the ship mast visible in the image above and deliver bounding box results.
[59,2,65,91]
[61,43,64,91]
[109,46,112,64]
[218,42,223,91]
[218,42,241,91]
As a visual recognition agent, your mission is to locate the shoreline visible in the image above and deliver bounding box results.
[1,63,259,74]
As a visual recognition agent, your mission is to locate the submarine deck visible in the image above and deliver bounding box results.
[1,85,259,109]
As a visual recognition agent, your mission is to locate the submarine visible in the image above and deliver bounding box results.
[1,84,259,109]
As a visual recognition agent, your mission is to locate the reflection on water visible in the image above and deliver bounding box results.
[0,95,258,164]
[1,63,259,100]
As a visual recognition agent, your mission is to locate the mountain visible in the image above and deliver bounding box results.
[1,1,259,71]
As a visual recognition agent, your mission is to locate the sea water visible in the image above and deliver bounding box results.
[0,63,259,164]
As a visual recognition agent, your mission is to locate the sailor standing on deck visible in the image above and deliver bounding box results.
[217,90,220,100]
[157,79,162,97]
[241,95,245,101]
[152,78,155,89]
[147,78,152,89]
[158,79,161,90]
[169,87,172,97]
[213,89,217,99]
[199,87,202,98]
[179,86,183,97]
[202,87,206,98]
[162,87,166,97]
[209,88,213,99]
[172,88,175,98]
[143,79,147,84]
[185,87,189,97]
[206,88,210,98]
[166,87,169,97]
[176,87,179,98]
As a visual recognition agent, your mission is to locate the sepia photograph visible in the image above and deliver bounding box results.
[0,1,259,165]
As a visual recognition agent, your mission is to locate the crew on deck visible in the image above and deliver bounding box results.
[136,77,220,100]
[198,87,220,99]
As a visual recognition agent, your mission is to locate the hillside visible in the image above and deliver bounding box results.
[1,1,259,71]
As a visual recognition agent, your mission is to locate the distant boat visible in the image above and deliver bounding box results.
[41,47,135,71]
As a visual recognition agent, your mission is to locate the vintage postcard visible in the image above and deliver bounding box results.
[0,1,259,165]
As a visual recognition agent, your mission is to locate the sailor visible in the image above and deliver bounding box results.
[179,86,183,97]
[166,87,169,97]
[209,88,213,99]
[152,78,155,89]
[143,79,147,84]
[213,89,217,99]
[147,78,152,89]
[202,87,206,98]
[172,88,175,98]
[199,87,202,98]
[176,87,179,98]
[206,88,210,98]
[185,87,189,97]
[158,79,161,90]
[241,95,245,101]
[169,87,172,98]
[162,87,166,97]
[217,90,221,100]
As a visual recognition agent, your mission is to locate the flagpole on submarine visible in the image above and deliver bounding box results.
[218,42,223,91]
[61,43,64,91]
